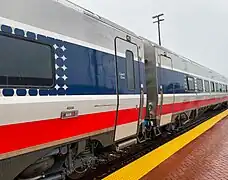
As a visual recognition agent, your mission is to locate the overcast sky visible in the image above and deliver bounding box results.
[71,0,228,77]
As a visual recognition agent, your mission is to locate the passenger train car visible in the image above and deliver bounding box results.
[143,39,228,130]
[0,0,227,180]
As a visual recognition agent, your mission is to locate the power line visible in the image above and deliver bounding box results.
[152,13,164,46]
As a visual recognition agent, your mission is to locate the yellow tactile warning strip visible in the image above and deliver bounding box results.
[103,110,228,180]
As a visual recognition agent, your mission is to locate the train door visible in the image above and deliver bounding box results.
[114,37,143,142]
[157,52,174,126]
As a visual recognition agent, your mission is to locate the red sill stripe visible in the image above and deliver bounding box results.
[157,96,228,115]
[0,108,142,155]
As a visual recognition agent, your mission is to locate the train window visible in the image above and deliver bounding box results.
[196,78,203,92]
[210,82,215,92]
[187,76,195,91]
[215,83,219,92]
[0,34,54,88]
[204,80,210,92]
[125,50,135,90]
[222,84,226,92]
[218,83,222,92]
[226,85,228,92]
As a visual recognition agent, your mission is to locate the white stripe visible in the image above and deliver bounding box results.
[114,121,138,141]
[159,64,228,85]
[0,94,140,104]
[0,94,144,126]
[0,16,144,62]
[159,93,228,98]
[158,93,228,104]
[158,94,174,105]
[160,113,172,126]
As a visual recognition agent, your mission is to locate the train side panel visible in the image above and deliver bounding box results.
[0,0,146,179]
[143,39,228,128]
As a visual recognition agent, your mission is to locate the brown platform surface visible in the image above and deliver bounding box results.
[141,117,228,180]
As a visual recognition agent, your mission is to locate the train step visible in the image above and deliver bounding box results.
[116,138,137,151]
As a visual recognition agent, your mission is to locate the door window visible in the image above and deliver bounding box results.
[125,50,135,90]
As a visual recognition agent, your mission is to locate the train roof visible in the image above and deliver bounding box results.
[0,0,144,55]
[55,0,138,38]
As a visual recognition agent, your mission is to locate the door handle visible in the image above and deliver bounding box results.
[159,85,164,118]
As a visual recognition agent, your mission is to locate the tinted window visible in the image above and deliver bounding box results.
[187,76,195,91]
[126,50,135,90]
[218,84,222,92]
[210,82,215,92]
[222,84,226,92]
[0,34,53,87]
[196,78,203,92]
[204,80,210,92]
[215,83,219,92]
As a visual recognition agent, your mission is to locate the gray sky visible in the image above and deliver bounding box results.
[71,0,228,77]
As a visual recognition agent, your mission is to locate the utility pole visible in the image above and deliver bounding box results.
[152,13,164,46]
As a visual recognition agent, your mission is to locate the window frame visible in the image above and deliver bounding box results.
[0,32,55,88]
[196,78,203,92]
[204,80,210,92]
[125,50,136,90]
[187,76,195,91]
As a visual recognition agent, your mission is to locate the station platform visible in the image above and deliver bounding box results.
[103,110,228,180]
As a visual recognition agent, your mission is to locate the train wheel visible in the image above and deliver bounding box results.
[67,166,89,180]
[66,141,100,179]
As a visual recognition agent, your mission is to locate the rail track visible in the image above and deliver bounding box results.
[75,107,227,180]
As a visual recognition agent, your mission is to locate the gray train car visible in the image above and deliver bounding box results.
[0,0,146,179]
[143,38,228,131]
